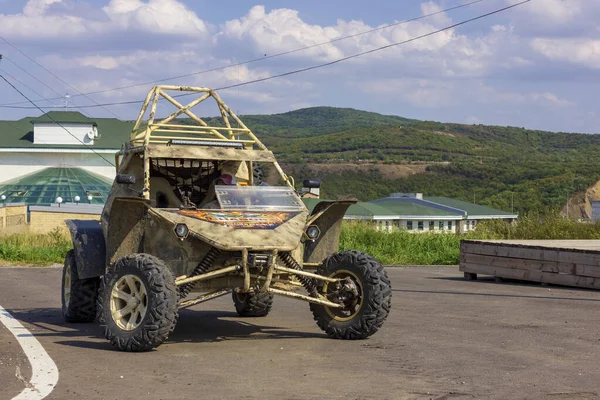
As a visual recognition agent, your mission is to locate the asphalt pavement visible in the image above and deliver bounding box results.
[1,266,600,400]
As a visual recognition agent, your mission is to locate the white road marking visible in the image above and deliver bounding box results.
[0,305,59,400]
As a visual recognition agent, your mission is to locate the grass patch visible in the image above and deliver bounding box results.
[340,222,467,265]
[4,212,600,266]
[475,211,600,240]
[0,229,71,266]
[341,212,600,265]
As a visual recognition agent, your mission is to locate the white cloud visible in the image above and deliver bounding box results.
[221,5,344,61]
[23,0,63,16]
[102,0,208,36]
[0,0,208,40]
[420,1,452,27]
[506,0,600,38]
[219,3,463,65]
[352,77,573,110]
[0,1,598,133]
[531,38,600,69]
[508,0,583,24]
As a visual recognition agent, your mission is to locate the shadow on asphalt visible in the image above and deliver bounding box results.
[168,309,324,343]
[5,307,323,351]
[5,307,112,351]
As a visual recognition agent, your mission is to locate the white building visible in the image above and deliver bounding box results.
[0,111,129,205]
[369,193,518,232]
[0,111,129,184]
[303,193,518,233]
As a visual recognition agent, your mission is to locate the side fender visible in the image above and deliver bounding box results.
[65,219,106,279]
[303,201,354,264]
[105,198,150,265]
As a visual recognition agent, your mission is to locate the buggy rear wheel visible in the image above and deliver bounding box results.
[232,291,273,317]
[253,163,265,185]
[98,254,178,352]
[310,250,391,340]
[61,249,99,323]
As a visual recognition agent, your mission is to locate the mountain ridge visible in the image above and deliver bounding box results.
[232,106,600,215]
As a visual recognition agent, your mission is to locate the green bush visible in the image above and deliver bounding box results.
[340,213,600,265]
[3,213,600,266]
[340,222,466,265]
[476,211,600,239]
[0,228,71,266]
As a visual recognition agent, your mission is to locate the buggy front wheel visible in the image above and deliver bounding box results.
[98,254,178,352]
[310,250,392,340]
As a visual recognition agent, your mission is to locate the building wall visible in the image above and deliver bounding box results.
[375,218,461,233]
[33,123,97,145]
[0,204,27,232]
[29,210,100,234]
[0,152,116,183]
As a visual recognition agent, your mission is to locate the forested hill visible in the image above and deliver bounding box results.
[239,107,415,138]
[210,107,600,214]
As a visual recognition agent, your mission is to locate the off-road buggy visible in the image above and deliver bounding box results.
[62,86,391,351]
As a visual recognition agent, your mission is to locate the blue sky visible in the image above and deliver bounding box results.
[0,0,599,133]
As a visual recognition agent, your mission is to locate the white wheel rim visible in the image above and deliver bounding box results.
[63,265,71,307]
[110,275,148,331]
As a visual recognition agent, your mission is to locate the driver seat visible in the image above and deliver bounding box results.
[149,177,182,208]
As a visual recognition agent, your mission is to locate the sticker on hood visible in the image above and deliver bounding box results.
[170,210,300,229]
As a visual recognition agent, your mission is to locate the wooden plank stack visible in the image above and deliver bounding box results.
[460,240,600,289]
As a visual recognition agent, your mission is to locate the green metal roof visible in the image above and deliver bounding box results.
[0,111,133,150]
[0,167,112,206]
[302,198,331,213]
[370,198,462,217]
[424,196,516,217]
[346,202,397,217]
[30,111,97,125]
[302,198,459,219]
[302,199,394,218]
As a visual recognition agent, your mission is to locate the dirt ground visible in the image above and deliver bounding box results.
[1,266,600,400]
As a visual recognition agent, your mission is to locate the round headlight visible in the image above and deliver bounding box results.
[306,225,320,240]
[175,223,189,239]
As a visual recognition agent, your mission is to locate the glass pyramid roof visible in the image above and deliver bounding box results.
[0,167,113,206]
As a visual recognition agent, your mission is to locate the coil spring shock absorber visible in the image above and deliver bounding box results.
[179,247,222,299]
[278,252,318,296]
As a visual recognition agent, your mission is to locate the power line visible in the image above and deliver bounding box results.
[0,68,46,100]
[0,0,487,107]
[2,56,66,102]
[0,74,116,166]
[214,0,530,91]
[0,63,124,161]
[1,67,591,167]
[0,0,530,111]
[0,37,124,119]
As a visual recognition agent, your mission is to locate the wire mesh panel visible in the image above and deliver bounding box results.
[150,159,220,206]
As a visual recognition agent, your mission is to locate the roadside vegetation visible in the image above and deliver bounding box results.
[340,212,600,265]
[2,213,600,266]
[0,229,70,266]
[187,107,600,215]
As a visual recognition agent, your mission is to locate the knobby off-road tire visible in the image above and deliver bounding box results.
[61,249,99,323]
[232,292,273,317]
[310,250,392,340]
[253,163,265,185]
[98,254,178,352]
